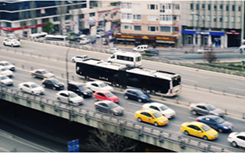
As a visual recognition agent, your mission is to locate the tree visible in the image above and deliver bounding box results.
[86,128,137,152]
[43,22,54,34]
[203,46,217,63]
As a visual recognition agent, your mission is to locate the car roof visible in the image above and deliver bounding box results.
[98,100,113,104]
[238,132,245,136]
[0,61,9,63]
[35,69,46,71]
[69,81,84,86]
[58,90,74,94]
[126,88,141,91]
[138,109,157,114]
[189,121,205,126]
[96,90,110,94]
[22,82,36,85]
[147,102,165,107]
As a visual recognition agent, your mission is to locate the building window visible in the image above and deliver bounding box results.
[195,15,199,21]
[79,14,84,19]
[147,15,158,21]
[174,4,179,10]
[6,22,11,28]
[65,15,71,20]
[226,5,229,11]
[219,16,223,22]
[202,4,205,9]
[148,4,158,10]
[134,25,141,31]
[53,17,59,21]
[148,26,158,32]
[238,6,241,11]
[42,18,49,23]
[132,3,141,10]
[89,12,95,17]
[238,17,241,22]
[213,16,216,22]
[190,3,193,10]
[190,14,193,20]
[220,4,223,10]
[160,15,171,21]
[196,4,199,10]
[208,4,211,10]
[225,16,228,22]
[160,4,165,12]
[160,26,171,32]
[207,15,210,21]
[121,2,132,9]
[166,4,171,9]
[214,5,217,11]
[173,15,178,21]
[123,25,132,30]
[122,13,132,19]
[133,14,141,20]
[173,26,178,32]
[232,5,235,11]
[231,16,235,22]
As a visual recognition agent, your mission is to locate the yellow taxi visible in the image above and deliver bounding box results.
[135,109,169,126]
[180,121,218,140]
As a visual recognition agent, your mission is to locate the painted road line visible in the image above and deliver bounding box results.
[183,79,198,82]
[188,117,196,120]
[127,102,141,107]
[170,123,181,127]
[125,111,135,115]
[229,87,245,92]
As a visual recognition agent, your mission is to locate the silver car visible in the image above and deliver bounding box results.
[189,103,224,117]
[94,100,124,116]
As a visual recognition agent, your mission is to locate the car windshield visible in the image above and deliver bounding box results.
[0,76,7,80]
[41,70,48,74]
[106,92,113,97]
[51,79,59,84]
[159,105,168,111]
[207,104,216,111]
[1,68,6,71]
[152,112,162,118]
[31,84,38,88]
[69,92,77,98]
[201,124,211,132]
[99,83,107,88]
[78,85,86,90]
[215,117,225,124]
[108,102,118,108]
[4,63,9,66]
[135,90,145,96]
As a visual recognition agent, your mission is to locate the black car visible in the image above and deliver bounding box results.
[68,81,93,98]
[42,78,64,90]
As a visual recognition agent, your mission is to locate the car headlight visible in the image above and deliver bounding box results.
[158,120,164,123]
[208,134,214,136]
[54,85,59,87]
[83,92,87,95]
[223,126,229,129]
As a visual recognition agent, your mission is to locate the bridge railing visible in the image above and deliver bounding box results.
[0,85,243,152]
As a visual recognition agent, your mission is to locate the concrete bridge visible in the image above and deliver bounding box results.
[0,85,240,152]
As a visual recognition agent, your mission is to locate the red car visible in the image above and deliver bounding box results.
[93,90,119,103]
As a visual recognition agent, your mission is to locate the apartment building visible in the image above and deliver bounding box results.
[115,1,181,48]
[181,1,244,48]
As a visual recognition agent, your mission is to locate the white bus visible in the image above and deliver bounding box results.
[107,51,142,67]
[44,35,68,42]
[29,32,47,40]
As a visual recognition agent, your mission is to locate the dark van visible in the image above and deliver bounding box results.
[68,81,93,98]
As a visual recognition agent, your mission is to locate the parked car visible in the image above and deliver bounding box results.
[71,55,89,63]
[79,38,90,44]
[68,81,93,98]
[133,45,149,53]
[94,100,124,116]
[96,31,105,38]
[106,48,121,53]
[189,103,224,117]
[86,81,113,92]
[18,82,45,95]
[3,38,21,47]
[135,109,169,127]
[30,69,55,79]
[142,102,176,119]
[228,132,245,148]
[93,90,119,103]
[56,90,84,106]
[42,78,64,90]
[180,121,218,140]
[0,66,13,78]
[0,61,15,71]
[196,115,233,133]
[0,75,13,86]
[124,88,150,103]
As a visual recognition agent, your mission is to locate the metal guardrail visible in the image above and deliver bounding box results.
[0,85,243,152]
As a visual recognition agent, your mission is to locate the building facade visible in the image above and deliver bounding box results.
[115,0,181,48]
[181,1,244,48]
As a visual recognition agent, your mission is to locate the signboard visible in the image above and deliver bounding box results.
[68,139,79,152]
[181,30,224,36]
[156,36,176,41]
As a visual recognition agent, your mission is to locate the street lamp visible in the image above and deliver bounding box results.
[191,12,205,49]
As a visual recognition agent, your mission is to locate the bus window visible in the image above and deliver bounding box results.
[111,55,115,59]
[136,56,141,62]
[172,76,181,87]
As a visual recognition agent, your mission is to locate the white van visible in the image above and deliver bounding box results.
[238,45,245,53]
[133,45,149,53]
[29,32,47,40]
[107,51,142,67]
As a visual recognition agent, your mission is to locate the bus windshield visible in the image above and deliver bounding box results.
[172,76,181,87]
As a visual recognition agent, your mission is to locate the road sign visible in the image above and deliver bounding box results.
[68,139,79,152]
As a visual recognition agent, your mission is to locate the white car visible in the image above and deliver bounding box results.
[96,31,105,38]
[56,90,84,106]
[79,34,86,38]
[71,55,89,63]
[0,61,15,71]
[85,81,113,92]
[197,48,211,53]
[228,132,245,148]
[133,45,149,53]
[3,38,21,47]
[142,102,176,119]
[0,66,13,78]
[79,38,90,44]
[18,82,45,95]
[107,48,121,53]
[0,75,13,86]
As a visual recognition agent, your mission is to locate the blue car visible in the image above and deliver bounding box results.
[196,115,233,133]
[124,88,151,103]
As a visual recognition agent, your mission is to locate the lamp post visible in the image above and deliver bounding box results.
[192,12,205,49]
[66,45,72,122]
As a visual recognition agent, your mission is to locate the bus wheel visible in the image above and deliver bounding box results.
[142,88,147,93]
[151,90,156,95]
[112,81,117,87]
[85,76,89,80]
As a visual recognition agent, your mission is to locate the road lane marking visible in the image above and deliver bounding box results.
[127,102,141,107]
[125,111,135,115]
[170,123,180,127]
[183,79,198,83]
[229,87,245,92]
[0,146,9,152]
[188,117,196,120]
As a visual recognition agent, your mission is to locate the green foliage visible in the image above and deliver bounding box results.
[43,22,54,34]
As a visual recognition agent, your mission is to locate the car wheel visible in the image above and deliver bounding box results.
[203,136,208,140]
[192,110,197,115]
[112,81,117,87]
[85,76,89,80]
[138,99,142,103]
[151,90,156,95]
[31,74,36,78]
[57,97,61,101]
[154,122,158,127]
[53,86,56,90]
[137,117,142,122]
[218,128,223,133]
[124,95,128,99]
[20,88,23,91]
[232,141,237,147]
[94,98,98,101]
[72,59,75,63]
[31,91,34,95]
[11,44,13,47]
[184,130,189,135]
[3,43,6,46]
